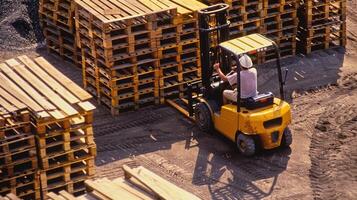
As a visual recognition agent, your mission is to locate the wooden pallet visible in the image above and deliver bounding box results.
[0,86,40,200]
[75,0,206,115]
[40,157,95,195]
[39,0,81,67]
[0,55,96,198]
[297,0,346,54]
[0,170,41,200]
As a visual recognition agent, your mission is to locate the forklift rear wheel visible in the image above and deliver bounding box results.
[281,128,292,147]
[237,134,256,156]
[194,103,213,132]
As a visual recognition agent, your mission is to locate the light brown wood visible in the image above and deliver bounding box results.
[47,192,67,200]
[6,59,78,117]
[123,165,201,200]
[34,57,92,101]
[58,190,77,200]
[111,178,153,200]
[18,55,80,105]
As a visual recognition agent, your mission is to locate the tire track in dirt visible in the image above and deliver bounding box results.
[310,92,357,199]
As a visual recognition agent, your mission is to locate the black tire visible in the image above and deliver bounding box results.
[281,128,292,147]
[194,103,213,132]
[237,134,256,156]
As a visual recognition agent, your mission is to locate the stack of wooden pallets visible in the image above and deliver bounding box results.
[297,0,346,54]
[75,0,174,115]
[261,0,299,61]
[227,0,264,39]
[204,0,299,63]
[0,98,40,199]
[154,0,204,103]
[0,56,96,198]
[39,0,81,66]
[46,165,201,200]
[75,0,206,115]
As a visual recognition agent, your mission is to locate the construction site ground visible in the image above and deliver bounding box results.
[1,1,357,199]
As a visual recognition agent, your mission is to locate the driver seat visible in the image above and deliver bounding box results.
[241,92,274,110]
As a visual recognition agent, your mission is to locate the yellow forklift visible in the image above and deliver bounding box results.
[167,4,292,156]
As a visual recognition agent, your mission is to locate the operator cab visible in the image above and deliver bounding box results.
[210,34,282,111]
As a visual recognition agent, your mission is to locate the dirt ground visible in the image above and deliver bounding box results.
[1,1,356,199]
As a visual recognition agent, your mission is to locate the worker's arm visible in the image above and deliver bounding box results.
[213,63,228,82]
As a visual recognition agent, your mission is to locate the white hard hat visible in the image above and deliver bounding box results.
[239,54,253,69]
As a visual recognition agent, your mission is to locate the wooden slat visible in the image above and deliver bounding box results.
[18,55,80,105]
[123,165,201,200]
[58,191,77,200]
[85,180,143,200]
[5,194,21,200]
[5,59,78,117]
[112,178,154,200]
[101,178,150,200]
[0,74,50,118]
[0,95,17,113]
[34,57,92,101]
[47,192,66,200]
[0,86,26,111]
[0,63,62,117]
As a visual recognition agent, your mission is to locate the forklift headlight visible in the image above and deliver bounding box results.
[271,131,279,143]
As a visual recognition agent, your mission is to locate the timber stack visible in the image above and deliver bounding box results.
[297,0,346,53]
[0,93,39,199]
[46,165,201,200]
[0,56,97,199]
[39,0,81,66]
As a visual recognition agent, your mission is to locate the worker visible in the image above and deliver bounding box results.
[213,54,258,104]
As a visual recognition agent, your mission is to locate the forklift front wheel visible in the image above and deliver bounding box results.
[194,103,213,133]
[281,128,292,147]
[237,134,256,156]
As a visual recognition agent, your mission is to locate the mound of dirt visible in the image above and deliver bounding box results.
[0,0,43,50]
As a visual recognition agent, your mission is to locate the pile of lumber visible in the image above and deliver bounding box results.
[0,193,22,200]
[0,99,40,199]
[46,165,201,200]
[75,0,206,115]
[297,0,346,53]
[39,0,81,66]
[0,56,97,198]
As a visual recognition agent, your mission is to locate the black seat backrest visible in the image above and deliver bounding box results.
[242,92,274,110]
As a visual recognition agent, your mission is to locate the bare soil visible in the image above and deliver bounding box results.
[0,1,356,199]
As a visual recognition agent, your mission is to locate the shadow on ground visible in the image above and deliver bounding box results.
[33,46,346,199]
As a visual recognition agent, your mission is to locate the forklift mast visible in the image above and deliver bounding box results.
[198,4,230,90]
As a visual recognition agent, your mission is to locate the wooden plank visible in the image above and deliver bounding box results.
[100,178,150,200]
[47,192,67,200]
[0,75,50,118]
[18,55,80,105]
[123,165,201,200]
[58,190,77,200]
[153,0,189,14]
[121,0,152,13]
[0,86,26,110]
[0,95,17,113]
[75,0,110,22]
[34,57,92,101]
[77,101,96,112]
[85,179,142,200]
[112,178,154,200]
[5,194,21,200]
[0,64,62,119]
[6,59,78,117]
